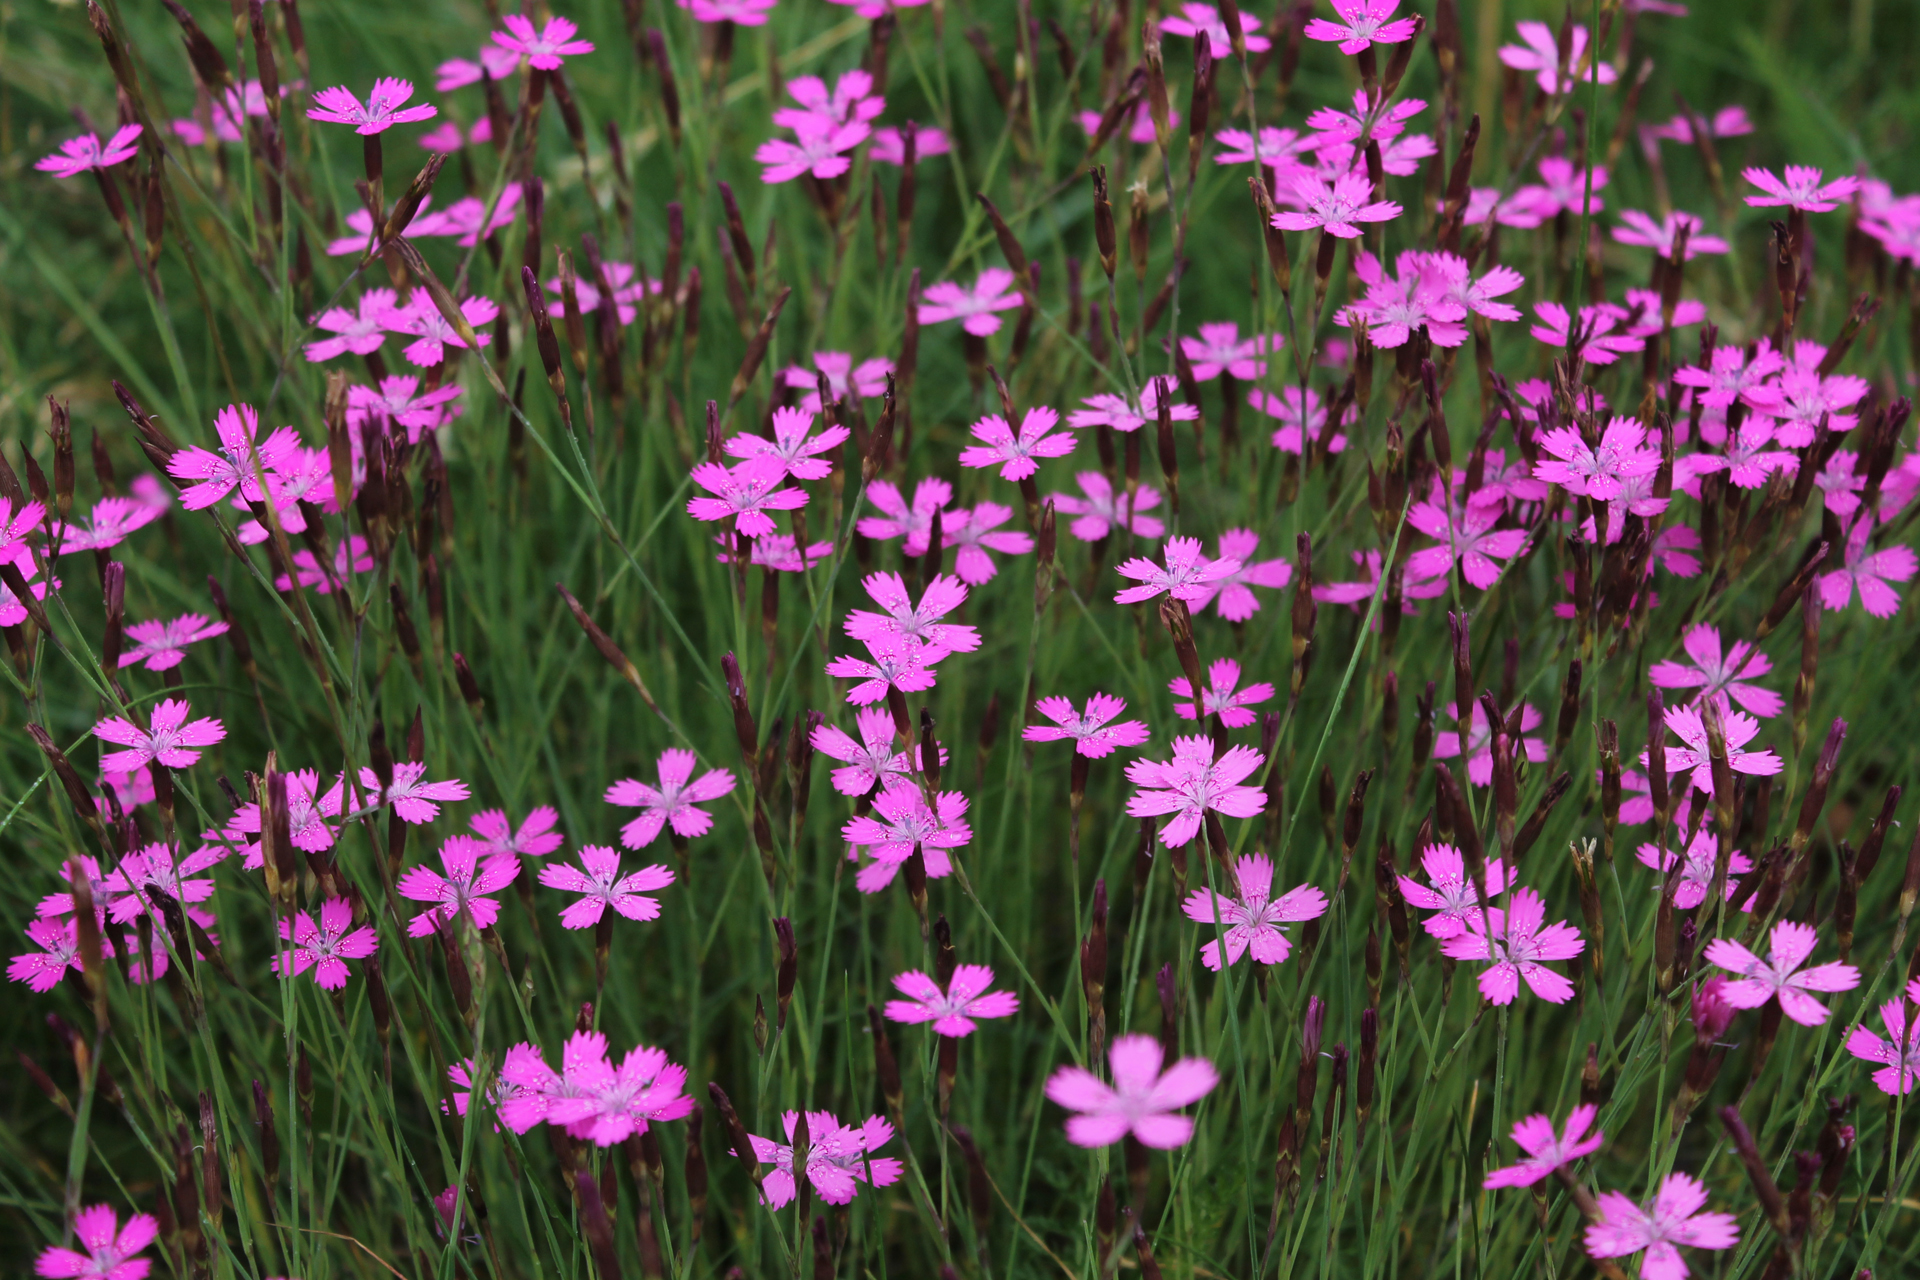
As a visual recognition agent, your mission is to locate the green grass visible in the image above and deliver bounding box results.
[3,0,1920,1277]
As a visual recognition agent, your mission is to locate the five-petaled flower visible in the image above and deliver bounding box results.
[1432,702,1548,787]
[745,1111,903,1208]
[1405,499,1530,589]
[1584,1172,1738,1280]
[167,403,301,510]
[542,1032,694,1146]
[1743,165,1861,213]
[1845,980,1920,1095]
[959,406,1077,480]
[1271,172,1403,238]
[539,846,674,928]
[117,614,229,671]
[917,268,1024,335]
[1398,843,1512,938]
[1171,658,1275,728]
[1186,530,1294,621]
[1304,0,1421,54]
[725,407,850,482]
[811,706,942,796]
[1498,20,1617,94]
[36,124,143,177]
[1045,1033,1219,1148]
[1816,517,1916,618]
[94,698,226,772]
[1160,3,1272,56]
[842,778,971,892]
[1702,920,1860,1026]
[1125,735,1266,847]
[1649,625,1782,718]
[687,455,811,537]
[33,1204,158,1280]
[9,919,88,992]
[1049,471,1166,541]
[1023,693,1151,758]
[397,836,521,937]
[1180,853,1326,970]
[1440,887,1584,1005]
[471,806,565,858]
[1482,1104,1604,1188]
[845,572,980,659]
[827,635,942,706]
[356,761,471,823]
[1634,828,1753,910]
[492,14,596,69]
[884,963,1019,1035]
[1652,704,1783,796]
[604,749,737,849]
[1114,536,1243,605]
[272,897,379,989]
[1533,417,1663,499]
[307,78,437,134]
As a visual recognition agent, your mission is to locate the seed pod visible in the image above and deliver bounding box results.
[1035,499,1057,612]
[556,583,662,714]
[1091,167,1118,279]
[1756,540,1831,639]
[1249,176,1292,295]
[1514,772,1571,862]
[434,916,474,1024]
[1356,1008,1378,1134]
[1436,115,1480,255]
[773,916,797,1032]
[1792,584,1819,753]
[1290,533,1317,695]
[1646,687,1671,831]
[1791,719,1846,855]
[161,0,233,91]
[1155,962,1179,1059]
[1141,21,1171,149]
[1293,996,1325,1143]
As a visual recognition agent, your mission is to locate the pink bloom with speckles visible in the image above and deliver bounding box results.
[1702,920,1859,1026]
[1649,625,1782,718]
[539,845,674,928]
[1125,736,1265,847]
[273,897,379,989]
[1048,472,1165,542]
[1398,843,1512,939]
[36,124,143,178]
[918,268,1023,335]
[1440,887,1584,1005]
[1270,171,1402,238]
[117,614,228,671]
[1845,982,1920,1095]
[1171,658,1274,728]
[959,406,1076,480]
[471,806,565,858]
[1743,165,1861,213]
[1045,1034,1218,1148]
[1584,1173,1738,1280]
[397,837,520,937]
[306,78,436,134]
[687,455,810,537]
[492,14,595,69]
[1023,693,1150,758]
[94,698,226,772]
[1180,853,1325,969]
[1113,535,1242,604]
[1817,517,1917,618]
[605,749,736,849]
[33,1205,158,1280]
[1483,1105,1604,1188]
[885,964,1019,1035]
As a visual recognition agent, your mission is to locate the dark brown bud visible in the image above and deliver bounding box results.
[773,916,797,1031]
[161,0,233,91]
[1091,167,1118,278]
[867,1003,904,1115]
[976,194,1032,304]
[1721,1106,1790,1237]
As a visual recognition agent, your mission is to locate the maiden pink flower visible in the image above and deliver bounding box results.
[1171,658,1274,728]
[381,294,499,367]
[224,768,341,860]
[842,778,971,892]
[1440,887,1584,1005]
[1649,625,1782,718]
[869,124,951,165]
[1339,249,1469,348]
[348,377,463,443]
[774,70,886,131]
[306,287,400,361]
[1743,165,1861,213]
[167,403,300,510]
[1529,302,1644,365]
[355,761,470,823]
[1405,500,1529,589]
[1303,0,1419,53]
[36,124,143,178]
[492,14,595,69]
[812,705,943,795]
[1612,209,1729,258]
[1211,126,1313,171]
[918,268,1024,335]
[1250,386,1353,455]
[884,964,1019,1034]
[1635,828,1753,911]
[1533,417,1662,499]
[115,614,227,672]
[1161,2,1271,56]
[397,837,520,937]
[1517,156,1607,217]
[471,806,565,858]
[746,1111,903,1208]
[1498,21,1616,94]
[687,455,810,537]
[1701,920,1860,1026]
[1185,529,1293,621]
[1179,323,1281,381]
[1817,517,1917,618]
[1049,472,1165,541]
[1303,89,1426,151]
[1023,693,1150,758]
[678,0,778,22]
[10,918,89,992]
[1271,171,1402,238]
[1845,982,1920,1095]
[435,46,521,91]
[94,698,225,772]
[33,1204,157,1280]
[1045,1034,1218,1148]
[543,1033,694,1146]
[858,476,954,555]
[1398,844,1512,938]
[718,533,833,572]
[605,749,736,848]
[1482,1105,1604,1188]
[53,496,160,555]
[959,406,1076,480]
[306,78,436,134]
[546,262,656,326]
[1744,365,1869,444]
[1180,853,1326,969]
[1432,702,1547,787]
[845,572,980,658]
[1672,338,1784,408]
[0,565,52,627]
[1655,704,1782,796]
[494,1039,579,1134]
[1125,736,1266,847]
[1070,379,1200,434]
[1114,536,1242,604]
[724,407,849,482]
[934,503,1029,583]
[1315,548,1446,615]
[275,536,374,594]
[782,351,892,408]
[539,846,674,928]
[1079,102,1179,146]
[101,843,220,923]
[1585,1173,1738,1280]
[827,636,941,705]
[272,897,378,989]
[1649,105,1752,143]
[757,123,871,182]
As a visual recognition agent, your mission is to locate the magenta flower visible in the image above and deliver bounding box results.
[717,533,833,573]
[756,122,872,183]
[1813,450,1869,518]
[812,706,941,795]
[1179,323,1280,381]
[539,846,674,928]
[1049,471,1165,542]
[1612,209,1729,258]
[857,476,953,555]
[1743,166,1861,213]
[1649,625,1782,718]
[1303,89,1426,151]
[471,805,565,858]
[774,70,885,131]
[1211,126,1313,171]
[1271,172,1402,238]
[110,614,225,672]
[435,46,521,91]
[1635,828,1753,911]
[918,268,1023,335]
[845,571,980,659]
[1125,735,1265,847]
[1114,536,1243,605]
[33,1205,157,1280]
[397,837,520,938]
[842,778,971,892]
[1315,548,1446,616]
[678,0,778,22]
[1023,693,1151,758]
[166,403,300,511]
[547,262,655,326]
[782,351,892,409]
[275,536,375,594]
[382,294,499,367]
[225,768,342,860]
[1251,386,1353,455]
[10,919,88,992]
[493,14,595,69]
[1184,530,1293,621]
[348,377,464,443]
[272,897,379,989]
[352,762,469,824]
[1405,500,1529,590]
[1180,853,1326,970]
[1673,337,1783,404]
[306,287,400,362]
[0,564,52,627]
[493,1039,577,1135]
[101,843,220,924]
[869,124,951,165]
[1585,1173,1738,1280]
[1744,364,1870,445]
[1441,888,1584,1005]
[826,636,941,706]
[543,1033,693,1146]
[687,455,810,538]
[884,964,1019,1035]
[959,406,1076,481]
[36,124,142,178]
[1171,658,1274,729]
[1078,101,1179,146]
[1070,379,1201,434]
[1701,920,1860,1026]
[723,407,849,483]
[1845,984,1920,1095]
[1398,843,1512,939]
[746,1111,903,1208]
[1498,21,1616,94]
[1517,156,1607,217]
[52,496,161,555]
[1533,417,1662,499]
[1654,703,1782,796]
[1045,1034,1218,1148]
[1432,702,1546,788]
[1529,302,1644,365]
[1339,249,1469,348]
[93,698,225,773]
[1482,1105,1604,1188]
[1649,105,1752,143]
[605,749,736,849]
[307,78,436,134]
[1160,2,1271,56]
[1817,517,1916,618]
[1303,0,1419,52]
[943,503,1032,582]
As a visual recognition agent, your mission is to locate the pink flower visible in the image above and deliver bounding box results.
[1045,1034,1218,1148]
[1456,186,1547,229]
[1171,658,1274,728]
[1533,417,1663,499]
[0,564,52,627]
[1405,500,1529,590]
[1180,853,1326,969]
[1432,702,1546,787]
[1079,102,1180,146]
[1161,2,1272,56]
[678,0,778,22]
[717,533,833,573]
[52,495,164,555]
[1634,829,1754,911]
[1339,249,1468,348]
[223,769,342,860]
[1048,471,1165,542]
[1211,126,1313,171]
[1250,386,1353,455]
[1649,624,1781,718]
[1845,984,1920,1095]
[1813,450,1868,518]
[493,1039,578,1134]
[1303,0,1419,52]
[306,287,400,362]
[10,919,87,992]
[1023,693,1151,758]
[112,613,225,672]
[1584,1172,1738,1280]
[1447,262,1527,321]
[492,14,595,69]
[471,806,564,858]
[1498,21,1617,94]
[746,1111,902,1208]
[1440,887,1584,1005]
[93,698,225,772]
[1672,339,1783,409]
[782,351,893,409]
[1612,209,1729,258]
[1702,920,1860,1026]
[724,407,849,482]
[1654,703,1782,796]
[1482,1105,1604,1188]
[100,843,220,923]
[812,705,942,795]
[774,70,886,131]
[1303,89,1425,151]
[845,572,979,659]
[687,455,810,538]
[869,124,951,165]
[33,1204,158,1280]
[539,846,674,928]
[1817,517,1917,618]
[918,268,1024,335]
[858,476,954,555]
[1743,364,1869,444]
[842,778,971,892]
[827,636,941,706]
[1070,378,1200,435]
[272,897,379,989]
[1114,536,1242,605]
[544,1033,693,1146]
[348,377,463,443]
[755,124,871,184]
[1179,323,1281,381]
[546,261,656,326]
[884,964,1019,1035]
[166,403,301,510]
[381,294,499,367]
[959,406,1076,480]
[1516,156,1607,217]
[1649,106,1752,143]
[355,761,470,823]
[1270,171,1402,238]
[306,78,436,134]
[1180,530,1292,621]
[1125,735,1266,847]
[36,124,143,178]
[605,749,736,848]
[1528,302,1644,365]
[397,837,520,937]
[1743,165,1861,213]
[435,46,522,91]
[275,536,375,594]
[1398,843,1512,939]
[943,505,1033,582]
[1314,548,1446,615]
